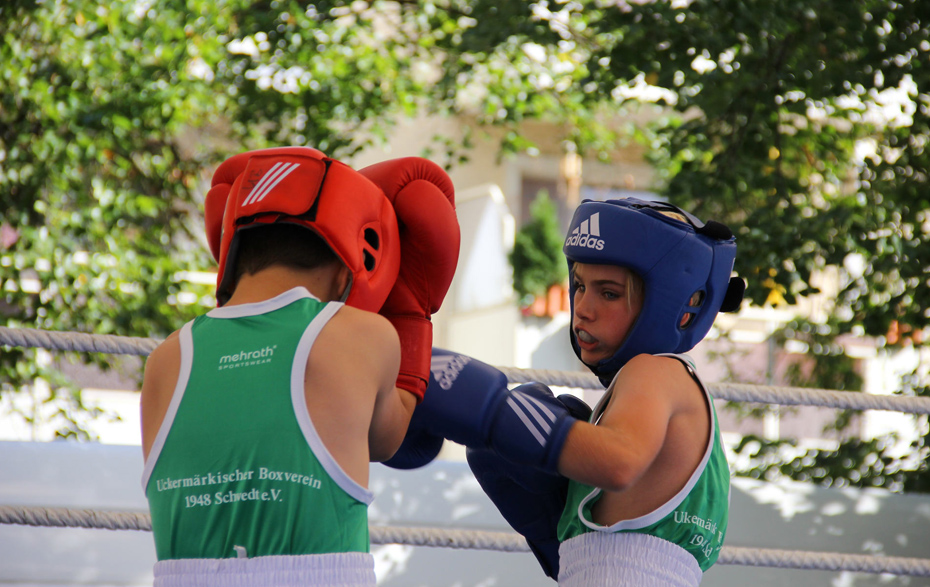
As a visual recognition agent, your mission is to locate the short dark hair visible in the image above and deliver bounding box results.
[232,223,340,284]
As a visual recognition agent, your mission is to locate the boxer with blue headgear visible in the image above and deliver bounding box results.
[385,197,744,586]
[564,198,745,386]
[471,198,743,585]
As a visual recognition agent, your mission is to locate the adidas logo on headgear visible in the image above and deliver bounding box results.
[243,162,301,206]
[564,212,605,250]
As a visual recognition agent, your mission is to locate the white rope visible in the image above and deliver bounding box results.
[501,366,930,414]
[3,505,930,576]
[370,525,529,552]
[0,325,157,356]
[3,326,930,576]
[719,545,930,576]
[0,505,152,532]
[3,326,929,414]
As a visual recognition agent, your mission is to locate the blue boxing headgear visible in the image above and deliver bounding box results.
[564,198,745,387]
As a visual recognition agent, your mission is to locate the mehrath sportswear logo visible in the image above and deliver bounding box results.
[218,345,276,370]
[243,162,301,206]
[565,212,605,250]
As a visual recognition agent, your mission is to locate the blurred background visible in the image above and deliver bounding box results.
[1,1,929,584]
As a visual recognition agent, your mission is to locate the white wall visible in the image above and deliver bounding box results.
[860,345,929,458]
[437,183,519,365]
[2,441,929,587]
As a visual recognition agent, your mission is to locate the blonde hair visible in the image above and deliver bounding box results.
[619,266,644,312]
[658,210,688,223]
[572,263,644,312]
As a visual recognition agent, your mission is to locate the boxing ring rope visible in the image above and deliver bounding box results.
[3,504,930,576]
[3,325,930,414]
[3,325,930,577]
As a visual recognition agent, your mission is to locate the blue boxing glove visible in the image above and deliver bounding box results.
[467,448,564,580]
[391,348,581,474]
[466,394,592,580]
[383,392,445,469]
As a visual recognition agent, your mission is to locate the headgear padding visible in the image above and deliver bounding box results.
[564,198,744,386]
[204,147,400,310]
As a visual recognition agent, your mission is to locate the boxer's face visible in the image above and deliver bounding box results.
[571,263,643,366]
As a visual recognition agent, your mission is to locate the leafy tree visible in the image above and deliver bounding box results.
[1,0,229,436]
[2,0,929,493]
[413,0,930,492]
[423,0,929,338]
[0,0,428,436]
[509,191,567,305]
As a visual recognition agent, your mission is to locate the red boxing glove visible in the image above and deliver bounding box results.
[359,158,460,402]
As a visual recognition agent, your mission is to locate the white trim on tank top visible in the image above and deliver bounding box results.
[577,353,717,532]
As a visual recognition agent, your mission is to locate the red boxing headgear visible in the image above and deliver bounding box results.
[204,147,401,310]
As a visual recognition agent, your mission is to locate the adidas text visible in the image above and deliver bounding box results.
[564,234,605,250]
[566,212,605,250]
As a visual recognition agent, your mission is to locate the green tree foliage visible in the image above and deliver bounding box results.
[509,191,567,304]
[1,0,230,435]
[424,0,929,340]
[416,0,930,492]
[731,323,930,492]
[2,0,929,492]
[0,0,427,436]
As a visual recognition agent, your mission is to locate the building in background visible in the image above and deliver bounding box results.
[2,110,926,461]
[2,110,929,587]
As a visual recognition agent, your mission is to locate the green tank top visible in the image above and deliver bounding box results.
[556,354,729,572]
[142,288,372,561]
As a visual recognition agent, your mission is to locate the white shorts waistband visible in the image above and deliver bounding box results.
[559,532,702,587]
[153,552,376,587]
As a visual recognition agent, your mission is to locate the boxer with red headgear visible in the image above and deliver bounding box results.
[140,147,459,587]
